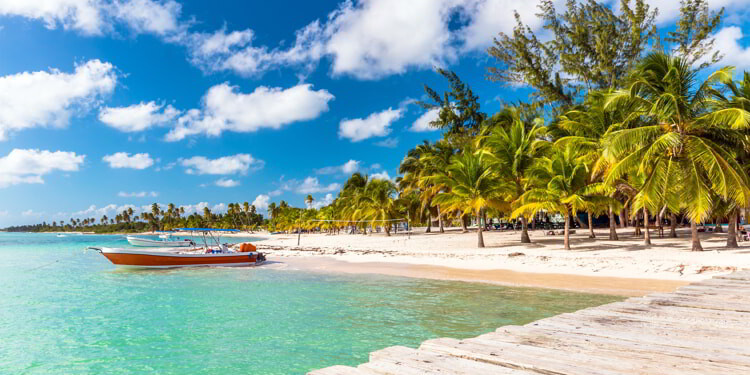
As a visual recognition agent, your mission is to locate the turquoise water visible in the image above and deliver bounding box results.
[0,233,621,374]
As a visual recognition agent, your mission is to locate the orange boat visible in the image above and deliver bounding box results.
[91,228,265,269]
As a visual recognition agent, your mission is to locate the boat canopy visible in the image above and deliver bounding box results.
[174,228,240,232]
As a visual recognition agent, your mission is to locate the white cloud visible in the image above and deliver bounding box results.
[0,149,85,188]
[315,159,361,175]
[165,83,334,141]
[0,210,8,216]
[310,193,334,209]
[74,204,119,217]
[112,0,184,36]
[297,177,341,194]
[370,171,392,181]
[117,191,158,198]
[265,189,282,198]
[374,137,399,148]
[0,59,116,140]
[339,107,404,142]
[102,152,154,169]
[0,0,107,35]
[370,163,381,170]
[323,0,458,79]
[215,178,240,187]
[99,101,179,132]
[701,26,750,70]
[252,194,270,211]
[180,154,263,175]
[0,0,184,36]
[410,108,441,132]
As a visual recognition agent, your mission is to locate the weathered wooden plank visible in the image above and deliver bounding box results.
[481,327,750,373]
[308,365,376,375]
[362,348,534,374]
[530,314,750,354]
[422,337,627,375]
[497,325,750,368]
[583,302,750,331]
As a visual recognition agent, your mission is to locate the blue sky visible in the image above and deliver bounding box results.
[1,0,749,226]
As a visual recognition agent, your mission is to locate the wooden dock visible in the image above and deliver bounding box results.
[309,271,750,375]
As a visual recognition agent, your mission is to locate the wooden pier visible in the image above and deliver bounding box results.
[309,271,750,374]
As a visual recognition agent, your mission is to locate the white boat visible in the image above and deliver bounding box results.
[126,235,195,248]
[93,229,265,268]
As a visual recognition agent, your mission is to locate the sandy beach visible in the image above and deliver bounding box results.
[250,226,748,296]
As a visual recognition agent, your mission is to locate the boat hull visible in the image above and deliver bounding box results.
[126,236,193,247]
[99,248,264,268]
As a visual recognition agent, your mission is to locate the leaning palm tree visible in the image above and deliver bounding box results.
[429,151,511,248]
[357,179,400,236]
[477,106,547,243]
[513,144,607,250]
[603,52,750,251]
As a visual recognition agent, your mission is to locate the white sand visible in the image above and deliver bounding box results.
[255,226,747,283]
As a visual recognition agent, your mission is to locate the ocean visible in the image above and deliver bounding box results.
[0,232,620,374]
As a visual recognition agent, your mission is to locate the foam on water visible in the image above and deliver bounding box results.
[0,232,621,374]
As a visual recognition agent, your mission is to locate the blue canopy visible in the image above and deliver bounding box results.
[174,228,240,232]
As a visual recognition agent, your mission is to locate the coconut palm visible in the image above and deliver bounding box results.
[603,52,750,251]
[477,106,547,243]
[429,151,512,247]
[513,143,608,250]
[356,179,400,236]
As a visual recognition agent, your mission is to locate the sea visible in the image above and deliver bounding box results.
[0,232,621,374]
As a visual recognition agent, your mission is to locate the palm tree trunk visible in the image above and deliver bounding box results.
[520,215,531,243]
[691,220,704,251]
[563,212,571,250]
[608,206,618,240]
[477,209,485,248]
[385,225,391,237]
[727,210,739,248]
[643,207,651,246]
[587,212,595,239]
[620,207,627,228]
[426,212,432,233]
[670,212,678,237]
[715,218,724,233]
[461,214,468,233]
[438,205,444,233]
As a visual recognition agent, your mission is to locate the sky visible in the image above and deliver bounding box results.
[1,0,750,227]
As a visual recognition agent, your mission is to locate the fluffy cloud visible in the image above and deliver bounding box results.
[410,108,441,132]
[180,154,263,175]
[315,159,361,175]
[0,60,116,140]
[310,193,334,209]
[370,171,392,181]
[117,191,158,198]
[0,0,107,35]
[215,178,240,187]
[296,177,341,194]
[112,0,184,36]
[102,152,154,169]
[0,0,184,36]
[0,149,85,188]
[339,107,404,142]
[165,83,334,141]
[701,26,750,70]
[252,194,270,211]
[99,101,179,132]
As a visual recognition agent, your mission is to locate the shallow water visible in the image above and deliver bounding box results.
[0,233,621,374]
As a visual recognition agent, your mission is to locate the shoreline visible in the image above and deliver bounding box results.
[270,256,688,297]
[252,227,749,295]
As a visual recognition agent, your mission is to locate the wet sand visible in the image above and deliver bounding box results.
[272,256,689,297]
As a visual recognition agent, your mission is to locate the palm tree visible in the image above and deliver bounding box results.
[430,151,511,247]
[305,195,314,209]
[513,144,608,250]
[357,179,400,236]
[603,52,750,251]
[478,107,547,243]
